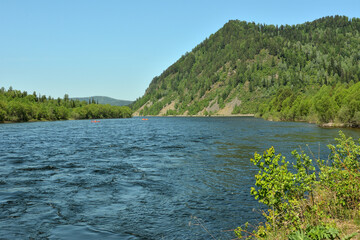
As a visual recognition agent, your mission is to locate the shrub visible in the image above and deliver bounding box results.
[235,131,360,239]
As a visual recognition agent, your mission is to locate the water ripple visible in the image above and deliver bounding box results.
[0,117,359,239]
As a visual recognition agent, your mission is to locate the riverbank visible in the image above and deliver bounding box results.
[235,132,360,239]
[0,116,132,124]
[136,113,255,117]
[318,122,360,128]
[0,88,133,124]
[135,113,360,129]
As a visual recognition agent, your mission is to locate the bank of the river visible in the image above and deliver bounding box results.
[137,113,255,117]
[1,119,68,124]
[234,131,360,240]
[239,187,360,240]
[0,87,133,123]
[258,112,360,129]
[0,116,132,124]
[318,122,360,128]
[135,113,360,129]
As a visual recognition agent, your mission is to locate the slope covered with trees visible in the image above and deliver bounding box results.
[132,16,360,126]
[0,87,132,123]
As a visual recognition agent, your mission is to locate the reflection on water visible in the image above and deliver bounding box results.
[0,117,359,239]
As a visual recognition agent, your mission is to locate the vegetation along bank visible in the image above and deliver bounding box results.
[0,87,132,123]
[235,132,360,239]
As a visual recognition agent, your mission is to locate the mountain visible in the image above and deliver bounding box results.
[71,96,133,106]
[131,16,360,126]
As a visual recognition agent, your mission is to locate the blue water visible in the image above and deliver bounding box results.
[0,117,359,239]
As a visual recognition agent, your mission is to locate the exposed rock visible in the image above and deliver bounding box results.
[217,97,241,115]
[133,100,152,116]
[206,100,219,113]
[159,100,176,115]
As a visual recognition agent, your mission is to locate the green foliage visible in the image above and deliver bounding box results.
[235,132,360,239]
[260,82,360,124]
[250,147,317,231]
[288,226,358,240]
[132,16,360,118]
[288,226,340,240]
[319,132,360,210]
[0,87,132,123]
[232,104,241,114]
[0,109,6,122]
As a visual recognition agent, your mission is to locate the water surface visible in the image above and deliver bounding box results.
[0,117,359,239]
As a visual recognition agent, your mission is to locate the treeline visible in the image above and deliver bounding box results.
[257,82,360,126]
[0,87,132,123]
[132,15,360,124]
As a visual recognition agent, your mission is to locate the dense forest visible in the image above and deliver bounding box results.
[132,16,360,126]
[0,87,132,123]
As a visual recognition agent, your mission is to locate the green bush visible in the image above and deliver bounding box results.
[235,131,360,239]
[288,225,340,240]
[319,132,360,210]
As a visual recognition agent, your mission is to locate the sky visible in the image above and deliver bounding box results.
[0,0,359,101]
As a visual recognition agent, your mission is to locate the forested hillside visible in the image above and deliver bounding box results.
[132,16,360,126]
[0,87,132,123]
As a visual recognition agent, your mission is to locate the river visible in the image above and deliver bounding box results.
[0,117,359,239]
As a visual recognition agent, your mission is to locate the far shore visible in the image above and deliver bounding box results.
[151,114,254,117]
[0,117,129,124]
[134,113,255,117]
[3,114,359,129]
[137,114,360,129]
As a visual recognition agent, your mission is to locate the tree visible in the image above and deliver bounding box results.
[64,94,69,102]
[315,95,338,123]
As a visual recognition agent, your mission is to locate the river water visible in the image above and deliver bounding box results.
[0,117,359,239]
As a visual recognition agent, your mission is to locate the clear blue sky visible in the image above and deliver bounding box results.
[0,0,359,101]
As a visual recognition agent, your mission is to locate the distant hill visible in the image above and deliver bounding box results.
[71,96,133,106]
